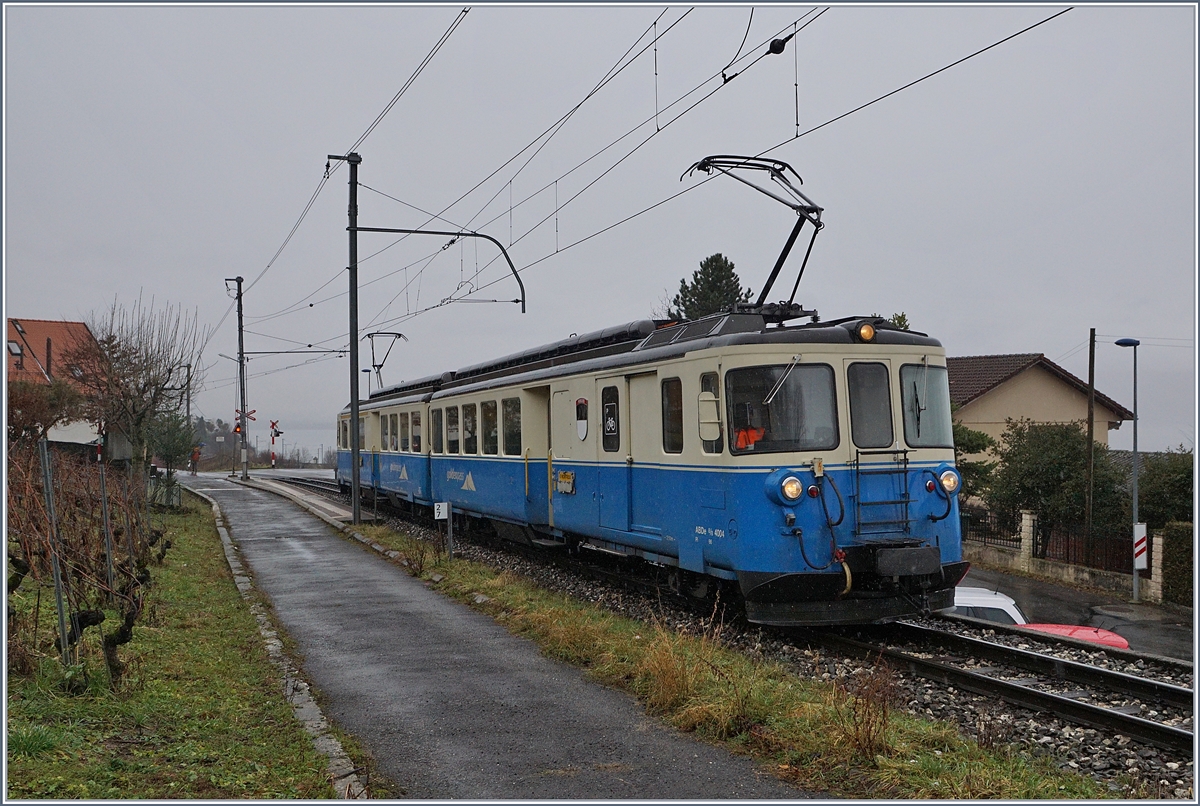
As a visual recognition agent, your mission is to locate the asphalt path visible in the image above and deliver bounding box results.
[183,474,810,799]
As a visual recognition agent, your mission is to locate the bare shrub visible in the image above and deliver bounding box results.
[829,657,898,758]
[974,707,1015,751]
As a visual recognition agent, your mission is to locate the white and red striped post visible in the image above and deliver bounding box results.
[270,419,278,469]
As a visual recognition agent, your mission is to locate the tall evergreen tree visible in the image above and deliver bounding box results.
[664,253,752,320]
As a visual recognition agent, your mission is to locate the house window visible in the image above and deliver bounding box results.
[399,413,410,452]
[661,377,683,454]
[502,398,521,456]
[481,401,498,455]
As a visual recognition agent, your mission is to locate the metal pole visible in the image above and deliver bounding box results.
[1085,328,1095,547]
[330,152,364,524]
[447,503,454,559]
[98,442,116,604]
[38,439,71,664]
[235,276,249,480]
[1131,342,1139,603]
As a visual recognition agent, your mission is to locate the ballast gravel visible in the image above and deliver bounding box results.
[382,515,1194,799]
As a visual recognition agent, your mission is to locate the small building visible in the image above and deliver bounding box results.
[7,317,102,446]
[946,353,1133,455]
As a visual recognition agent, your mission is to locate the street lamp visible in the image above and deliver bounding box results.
[1115,337,1143,602]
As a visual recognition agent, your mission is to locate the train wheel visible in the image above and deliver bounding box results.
[668,570,711,600]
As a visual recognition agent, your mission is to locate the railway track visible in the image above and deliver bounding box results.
[275,476,1195,756]
[803,623,1194,754]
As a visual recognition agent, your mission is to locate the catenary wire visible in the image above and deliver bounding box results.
[429,7,1075,314]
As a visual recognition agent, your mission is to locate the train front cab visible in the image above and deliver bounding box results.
[716,342,969,625]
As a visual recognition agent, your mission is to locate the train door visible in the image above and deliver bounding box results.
[626,371,660,533]
[522,386,552,528]
[844,358,908,535]
[596,377,629,530]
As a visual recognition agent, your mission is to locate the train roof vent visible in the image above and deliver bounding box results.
[451,319,656,381]
[636,312,763,350]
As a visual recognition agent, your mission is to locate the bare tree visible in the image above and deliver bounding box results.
[66,295,208,457]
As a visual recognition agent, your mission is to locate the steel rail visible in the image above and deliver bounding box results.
[810,631,1193,754]
[885,622,1194,710]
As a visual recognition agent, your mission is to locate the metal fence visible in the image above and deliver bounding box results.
[959,508,1021,549]
[1035,522,1150,577]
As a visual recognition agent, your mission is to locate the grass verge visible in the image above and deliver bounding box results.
[5,491,335,799]
[353,523,1107,799]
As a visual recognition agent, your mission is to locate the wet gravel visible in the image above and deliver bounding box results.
[377,512,1195,798]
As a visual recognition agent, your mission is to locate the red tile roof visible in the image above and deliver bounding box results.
[7,318,97,386]
[946,353,1133,421]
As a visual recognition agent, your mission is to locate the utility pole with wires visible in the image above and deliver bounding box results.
[226,275,250,480]
[328,152,363,524]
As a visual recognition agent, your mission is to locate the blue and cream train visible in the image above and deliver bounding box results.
[337,311,969,625]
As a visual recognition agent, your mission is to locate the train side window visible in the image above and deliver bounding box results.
[446,406,460,454]
[399,413,410,452]
[411,412,422,453]
[359,418,366,451]
[431,409,443,454]
[381,414,389,452]
[847,362,893,449]
[700,372,724,454]
[502,398,521,455]
[601,386,619,452]
[481,401,498,455]
[462,403,478,454]
[661,377,683,454]
[340,421,347,450]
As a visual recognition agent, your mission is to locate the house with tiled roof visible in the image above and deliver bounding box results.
[946,353,1133,456]
[7,317,100,444]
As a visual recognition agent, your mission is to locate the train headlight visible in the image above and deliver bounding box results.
[939,469,960,494]
[781,476,804,501]
[856,322,876,342]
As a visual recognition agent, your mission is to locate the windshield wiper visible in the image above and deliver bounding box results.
[764,355,801,405]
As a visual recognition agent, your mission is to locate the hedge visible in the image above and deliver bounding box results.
[1160,521,1193,607]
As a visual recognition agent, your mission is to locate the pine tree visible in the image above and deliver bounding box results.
[665,253,752,320]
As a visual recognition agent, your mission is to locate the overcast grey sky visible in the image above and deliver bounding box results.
[4,3,1196,459]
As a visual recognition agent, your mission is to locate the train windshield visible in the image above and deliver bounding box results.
[900,364,953,448]
[726,364,838,454]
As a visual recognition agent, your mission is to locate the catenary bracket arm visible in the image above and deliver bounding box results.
[352,226,526,313]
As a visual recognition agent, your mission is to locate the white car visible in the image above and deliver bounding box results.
[949,586,1129,649]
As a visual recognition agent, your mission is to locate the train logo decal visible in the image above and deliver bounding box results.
[576,398,588,441]
[462,472,476,492]
[398,465,409,481]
